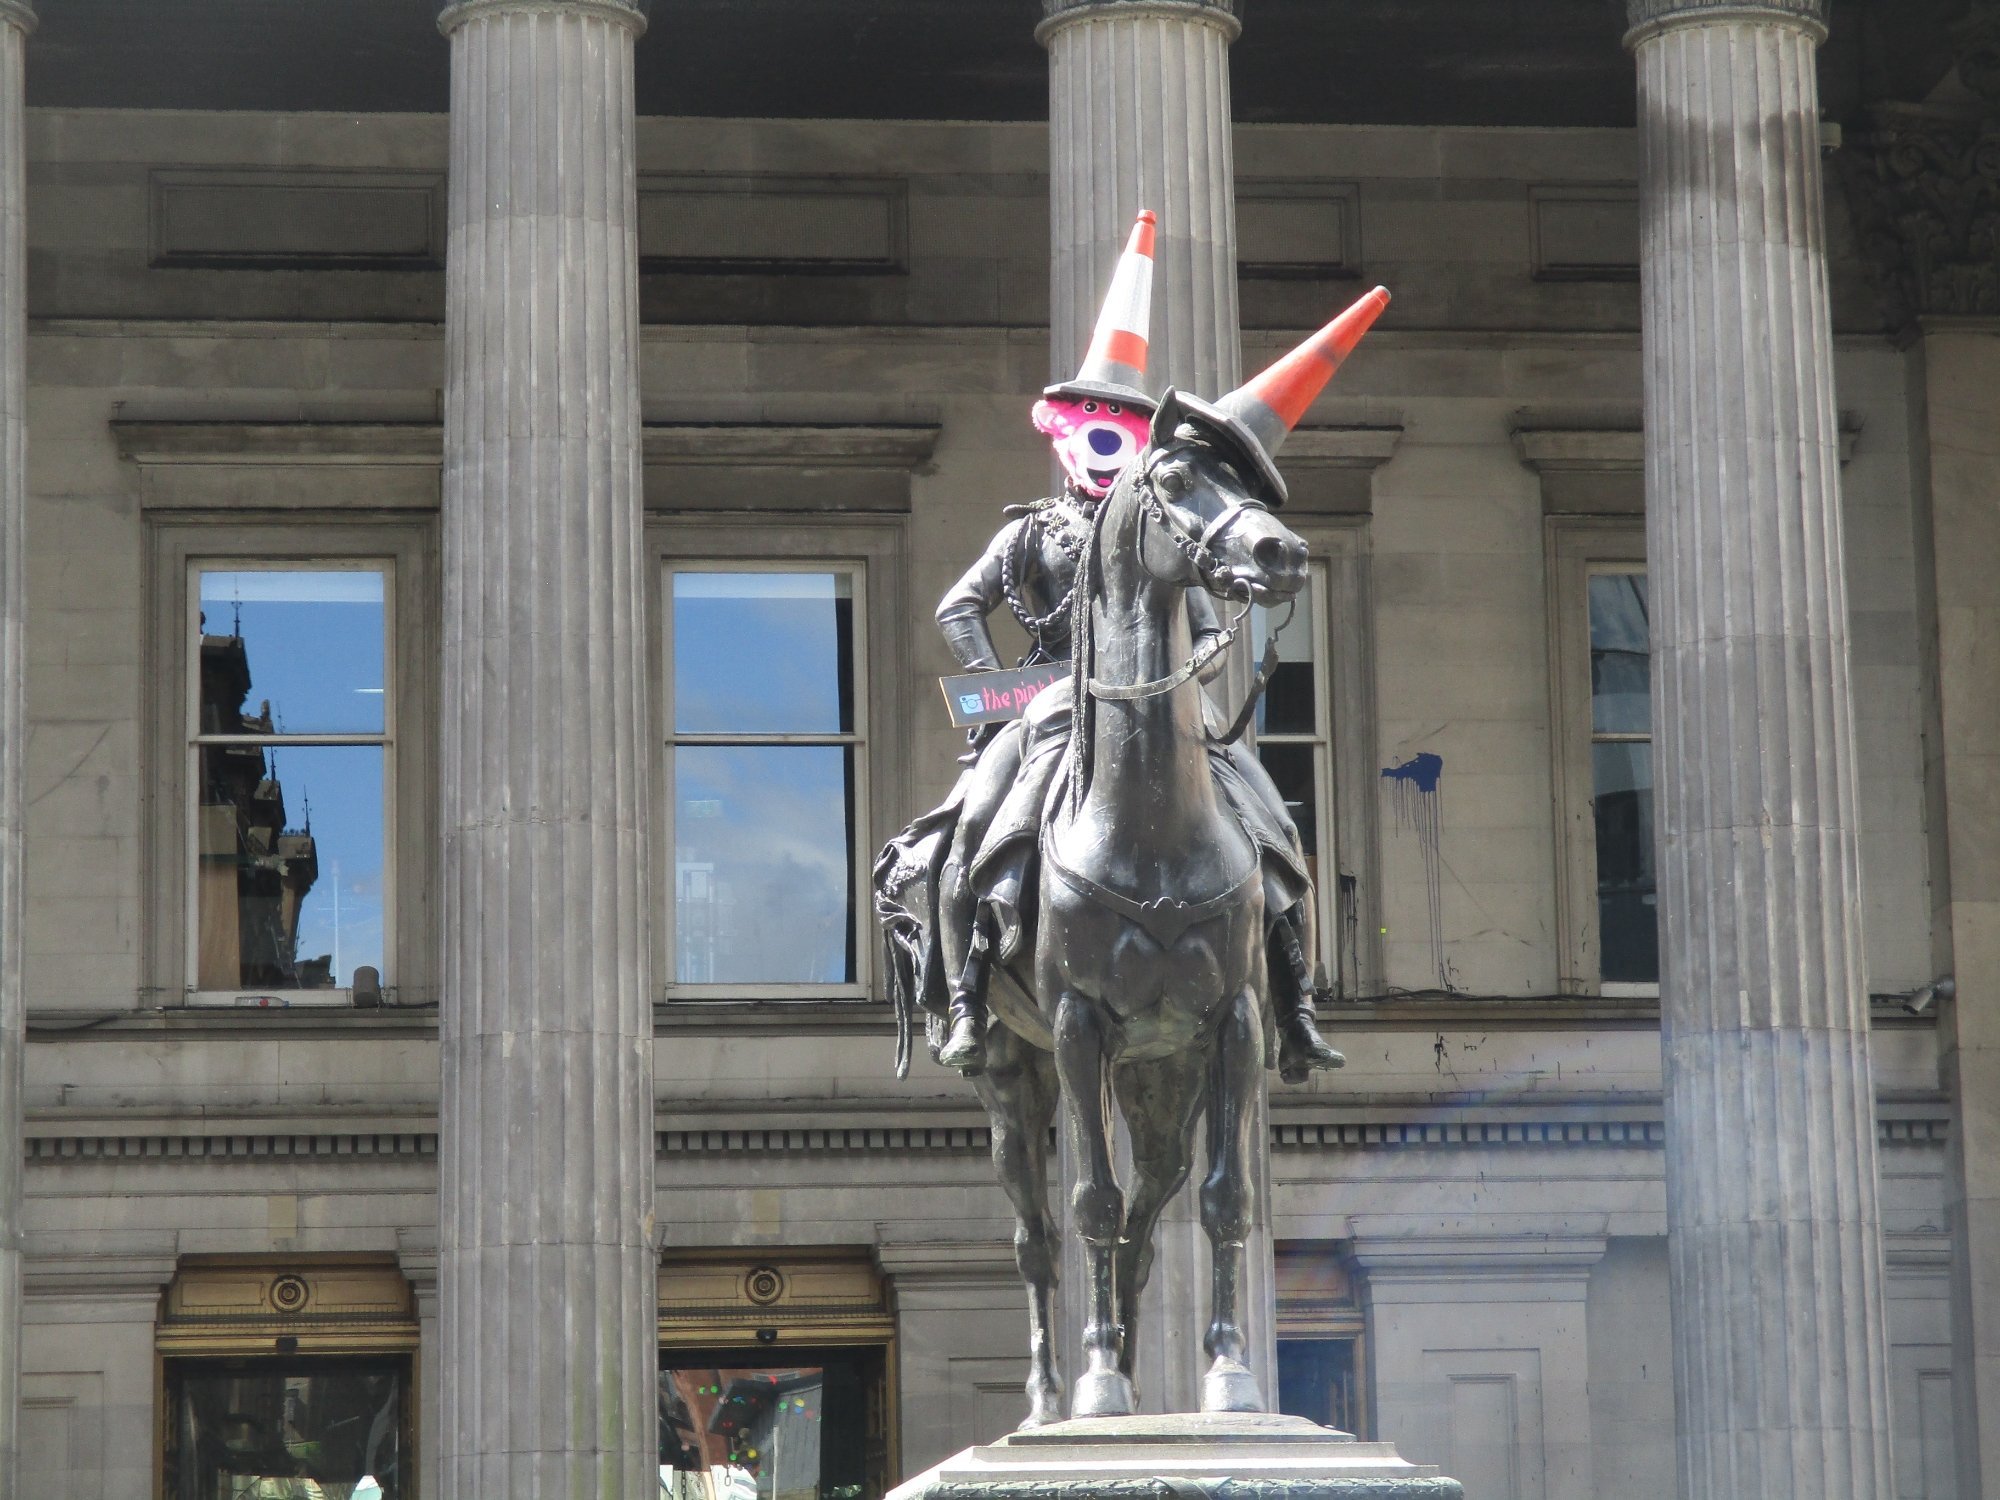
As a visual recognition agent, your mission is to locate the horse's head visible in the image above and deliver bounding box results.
[1127,388,1309,608]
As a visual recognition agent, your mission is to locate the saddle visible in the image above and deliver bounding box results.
[877,678,1314,1072]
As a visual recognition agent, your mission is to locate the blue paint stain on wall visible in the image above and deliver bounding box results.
[1381,752,1443,795]
[1382,752,1448,989]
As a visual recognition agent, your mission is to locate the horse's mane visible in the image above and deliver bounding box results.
[1062,449,1155,820]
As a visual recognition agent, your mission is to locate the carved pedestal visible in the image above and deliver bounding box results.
[888,1413,1459,1500]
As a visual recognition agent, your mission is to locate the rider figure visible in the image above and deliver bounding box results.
[931,211,1342,1083]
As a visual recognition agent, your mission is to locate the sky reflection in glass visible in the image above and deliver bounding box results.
[194,566,389,993]
[674,744,855,986]
[672,572,854,735]
[199,569,386,735]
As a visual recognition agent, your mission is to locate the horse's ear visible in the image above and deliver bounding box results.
[1149,388,1184,449]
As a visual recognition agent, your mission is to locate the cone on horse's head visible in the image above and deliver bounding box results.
[1045,209,1157,410]
[1180,285,1390,504]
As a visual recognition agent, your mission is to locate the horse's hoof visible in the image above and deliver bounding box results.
[1072,1369,1138,1418]
[1020,1389,1065,1430]
[1201,1357,1266,1414]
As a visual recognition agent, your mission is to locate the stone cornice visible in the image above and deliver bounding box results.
[438,0,645,38]
[1036,0,1241,47]
[1280,425,1405,471]
[0,1,35,37]
[112,419,940,473]
[1625,0,1827,48]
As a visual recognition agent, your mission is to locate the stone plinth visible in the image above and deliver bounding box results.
[889,1412,1460,1500]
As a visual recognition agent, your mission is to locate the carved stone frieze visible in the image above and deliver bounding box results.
[1840,106,2000,325]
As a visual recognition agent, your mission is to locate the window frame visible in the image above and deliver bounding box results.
[145,518,437,1011]
[183,558,396,1005]
[650,515,908,1006]
[656,1249,898,1498]
[154,1257,422,1500]
[1546,517,1655,997]
[1261,517,1382,1001]
[1275,1242,1370,1439]
[1252,557,1337,982]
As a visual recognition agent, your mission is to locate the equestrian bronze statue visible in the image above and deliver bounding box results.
[877,267,1391,1426]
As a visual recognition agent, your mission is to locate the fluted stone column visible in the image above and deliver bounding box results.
[1628,3,1895,1498]
[0,6,33,1493]
[1041,0,1242,401]
[1039,0,1273,1417]
[436,1,657,1492]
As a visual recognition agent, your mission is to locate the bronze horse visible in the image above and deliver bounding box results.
[948,389,1313,1424]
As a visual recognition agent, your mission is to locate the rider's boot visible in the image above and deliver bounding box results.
[938,913,993,1075]
[1274,917,1344,1085]
[985,850,1030,961]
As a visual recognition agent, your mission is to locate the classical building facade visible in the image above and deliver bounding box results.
[0,0,1997,1496]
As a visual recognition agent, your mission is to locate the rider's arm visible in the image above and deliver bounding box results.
[935,520,1022,672]
[1187,588,1230,685]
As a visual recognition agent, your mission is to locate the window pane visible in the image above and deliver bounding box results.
[1593,740,1659,983]
[1257,740,1319,860]
[197,744,384,991]
[164,1356,407,1500]
[1251,573,1317,737]
[199,569,386,736]
[661,1347,886,1500]
[1588,572,1650,736]
[675,745,856,985]
[1277,1338,1361,1436]
[674,572,855,735]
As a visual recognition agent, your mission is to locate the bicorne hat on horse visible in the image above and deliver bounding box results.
[1044,209,1157,412]
[1175,285,1391,505]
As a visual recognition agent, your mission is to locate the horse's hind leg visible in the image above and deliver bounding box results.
[1054,991,1137,1417]
[1200,986,1269,1413]
[972,1024,1064,1427]
[1110,1051,1205,1390]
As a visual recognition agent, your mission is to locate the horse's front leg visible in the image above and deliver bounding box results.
[1111,1051,1206,1392]
[1054,990,1136,1417]
[972,1024,1065,1427]
[1200,985,1268,1413]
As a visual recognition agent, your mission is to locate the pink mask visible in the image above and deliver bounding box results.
[1032,396,1152,498]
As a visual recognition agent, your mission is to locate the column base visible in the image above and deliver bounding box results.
[888,1411,1460,1500]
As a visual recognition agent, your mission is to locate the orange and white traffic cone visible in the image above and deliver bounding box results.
[1046,209,1157,410]
[1179,285,1390,503]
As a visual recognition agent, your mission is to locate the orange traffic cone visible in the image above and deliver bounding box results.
[1180,285,1390,503]
[1046,209,1157,410]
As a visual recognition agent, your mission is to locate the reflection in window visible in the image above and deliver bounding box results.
[1587,571,1657,984]
[660,1348,886,1500]
[191,567,390,997]
[1277,1337,1363,1437]
[668,569,863,990]
[163,1356,407,1499]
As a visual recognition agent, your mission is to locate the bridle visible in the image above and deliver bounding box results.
[1087,453,1295,715]
[1062,447,1302,815]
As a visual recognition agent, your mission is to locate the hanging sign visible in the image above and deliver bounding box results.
[939,662,1069,728]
